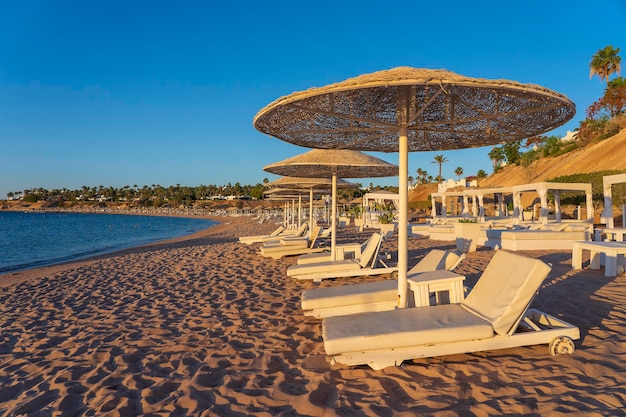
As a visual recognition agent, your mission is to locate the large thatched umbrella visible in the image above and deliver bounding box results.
[264,149,398,260]
[254,66,575,308]
[267,176,358,227]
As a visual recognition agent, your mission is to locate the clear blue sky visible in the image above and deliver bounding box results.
[1,0,625,198]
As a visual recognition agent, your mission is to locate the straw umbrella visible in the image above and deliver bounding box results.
[267,176,358,227]
[254,66,575,308]
[264,187,310,228]
[263,149,398,260]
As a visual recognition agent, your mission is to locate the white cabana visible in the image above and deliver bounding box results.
[363,191,400,209]
[600,173,626,228]
[430,191,465,219]
[462,187,514,222]
[362,191,400,228]
[511,182,593,224]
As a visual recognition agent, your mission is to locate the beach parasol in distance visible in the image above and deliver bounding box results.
[263,149,398,260]
[264,187,316,228]
[254,66,575,308]
[267,176,359,227]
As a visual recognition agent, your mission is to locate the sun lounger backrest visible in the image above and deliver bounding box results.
[444,251,463,270]
[409,250,448,273]
[358,233,383,268]
[270,226,286,237]
[295,222,308,237]
[409,250,463,274]
[461,250,551,336]
[307,225,321,248]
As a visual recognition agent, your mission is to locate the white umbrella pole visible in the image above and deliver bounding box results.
[398,127,409,308]
[298,195,302,228]
[283,202,287,227]
[331,171,338,261]
[310,188,314,226]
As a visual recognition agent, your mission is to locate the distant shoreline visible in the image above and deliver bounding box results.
[1,202,222,218]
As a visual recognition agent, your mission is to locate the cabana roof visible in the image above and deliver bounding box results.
[512,182,592,194]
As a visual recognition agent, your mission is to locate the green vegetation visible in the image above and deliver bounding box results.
[547,170,626,206]
[589,45,621,86]
[5,181,400,207]
[415,168,432,185]
[377,210,395,224]
[348,205,363,218]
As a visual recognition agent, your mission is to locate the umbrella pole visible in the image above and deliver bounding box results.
[309,188,314,227]
[298,195,302,228]
[331,170,338,261]
[398,127,409,308]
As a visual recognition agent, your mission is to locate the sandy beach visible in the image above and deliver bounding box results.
[1,217,625,416]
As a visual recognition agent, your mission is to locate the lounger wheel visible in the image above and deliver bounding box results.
[391,270,399,280]
[549,336,575,356]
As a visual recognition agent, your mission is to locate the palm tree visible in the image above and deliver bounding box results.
[590,45,622,85]
[488,146,505,170]
[431,154,448,183]
[416,168,428,184]
[454,167,464,181]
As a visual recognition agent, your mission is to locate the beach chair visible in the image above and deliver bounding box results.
[297,233,380,265]
[258,225,328,259]
[238,225,285,244]
[238,222,308,245]
[286,232,397,282]
[322,250,580,370]
[301,249,465,318]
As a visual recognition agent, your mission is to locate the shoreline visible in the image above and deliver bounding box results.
[0,214,258,288]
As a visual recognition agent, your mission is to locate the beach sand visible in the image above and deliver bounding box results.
[1,217,625,416]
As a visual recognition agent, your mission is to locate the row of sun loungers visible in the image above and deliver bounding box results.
[286,232,397,282]
[239,221,581,370]
[258,225,326,259]
[238,222,309,245]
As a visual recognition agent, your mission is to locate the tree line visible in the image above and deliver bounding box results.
[5,181,399,207]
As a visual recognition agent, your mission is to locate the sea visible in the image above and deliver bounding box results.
[0,211,216,273]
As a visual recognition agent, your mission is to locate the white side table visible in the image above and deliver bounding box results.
[407,270,466,307]
[572,241,626,277]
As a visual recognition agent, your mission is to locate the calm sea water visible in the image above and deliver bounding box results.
[0,211,216,273]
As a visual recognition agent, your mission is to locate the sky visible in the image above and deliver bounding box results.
[1,0,625,198]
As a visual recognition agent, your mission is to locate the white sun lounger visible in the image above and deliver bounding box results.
[286,232,397,282]
[322,250,580,370]
[297,233,379,265]
[301,249,465,318]
[259,225,328,259]
[238,222,308,245]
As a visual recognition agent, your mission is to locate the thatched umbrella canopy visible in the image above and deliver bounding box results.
[254,66,575,308]
[264,149,399,178]
[254,67,575,151]
[264,149,397,259]
[267,176,357,189]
